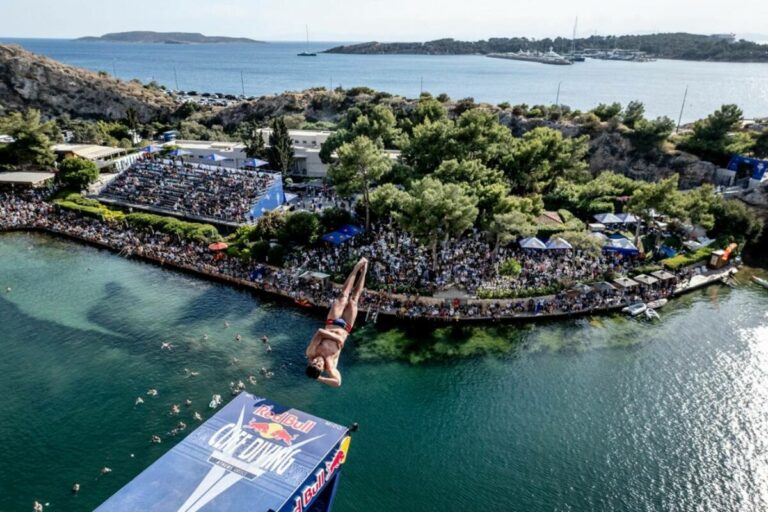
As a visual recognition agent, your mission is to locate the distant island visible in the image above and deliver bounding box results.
[77,31,263,44]
[325,33,768,62]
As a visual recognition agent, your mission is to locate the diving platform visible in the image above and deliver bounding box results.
[96,393,352,512]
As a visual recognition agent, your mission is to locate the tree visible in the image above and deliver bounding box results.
[681,104,743,164]
[267,117,294,175]
[622,101,645,129]
[319,105,400,163]
[752,129,768,159]
[401,118,456,176]
[628,175,686,221]
[558,231,604,257]
[395,177,478,269]
[591,102,623,122]
[278,211,320,245]
[368,183,410,223]
[501,127,590,194]
[57,157,99,190]
[488,210,536,259]
[0,110,58,168]
[681,185,717,231]
[240,121,267,158]
[328,136,392,229]
[710,197,763,243]
[628,117,675,152]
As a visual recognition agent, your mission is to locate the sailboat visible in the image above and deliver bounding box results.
[297,25,316,57]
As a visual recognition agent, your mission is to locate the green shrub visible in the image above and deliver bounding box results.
[53,196,126,222]
[124,212,219,242]
[662,247,714,270]
[250,240,270,262]
[499,258,522,277]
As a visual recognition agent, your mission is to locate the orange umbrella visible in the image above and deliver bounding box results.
[208,242,229,251]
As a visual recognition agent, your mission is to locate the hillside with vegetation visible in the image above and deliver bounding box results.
[77,31,263,44]
[0,44,176,122]
[325,33,768,62]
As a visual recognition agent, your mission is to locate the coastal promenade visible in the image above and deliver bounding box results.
[0,220,737,324]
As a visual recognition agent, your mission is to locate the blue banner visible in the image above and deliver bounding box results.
[249,174,286,220]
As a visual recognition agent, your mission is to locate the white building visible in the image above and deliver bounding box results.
[167,129,333,178]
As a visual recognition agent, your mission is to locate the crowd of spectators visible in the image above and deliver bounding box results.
[99,159,278,223]
[285,225,640,297]
[1,193,700,321]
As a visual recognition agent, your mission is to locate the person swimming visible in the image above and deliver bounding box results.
[146,388,158,397]
[135,397,144,405]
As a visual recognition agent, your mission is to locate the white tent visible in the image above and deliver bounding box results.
[617,213,638,223]
[594,213,623,224]
[519,237,547,250]
[546,237,573,250]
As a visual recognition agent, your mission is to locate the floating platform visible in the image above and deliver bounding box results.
[96,393,352,512]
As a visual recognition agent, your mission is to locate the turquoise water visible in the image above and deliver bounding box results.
[2,38,768,122]
[1,232,768,511]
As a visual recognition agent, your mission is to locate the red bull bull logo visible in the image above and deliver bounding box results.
[253,405,317,434]
[246,421,298,446]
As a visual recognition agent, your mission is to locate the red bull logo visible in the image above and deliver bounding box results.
[246,421,298,446]
[253,405,317,434]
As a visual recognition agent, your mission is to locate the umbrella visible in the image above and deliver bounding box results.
[140,145,164,154]
[546,237,573,250]
[243,158,269,167]
[519,237,547,250]
[338,224,363,236]
[168,148,192,157]
[321,232,352,246]
[594,213,622,224]
[616,213,638,223]
[603,238,639,255]
[203,153,229,162]
[208,242,229,251]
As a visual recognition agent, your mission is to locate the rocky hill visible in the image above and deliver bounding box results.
[0,44,176,122]
[77,31,263,44]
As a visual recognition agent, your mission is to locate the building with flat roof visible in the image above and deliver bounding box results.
[53,144,134,169]
[0,172,56,188]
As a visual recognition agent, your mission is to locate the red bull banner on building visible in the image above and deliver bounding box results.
[96,393,351,512]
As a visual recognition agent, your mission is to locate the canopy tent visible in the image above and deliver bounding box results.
[633,274,659,286]
[140,145,164,154]
[659,245,677,258]
[321,224,363,246]
[243,158,269,168]
[203,153,229,162]
[590,231,609,242]
[592,281,617,292]
[683,240,702,251]
[208,242,228,251]
[569,283,593,295]
[616,213,638,223]
[338,224,363,236]
[613,277,640,289]
[594,213,622,224]
[321,232,353,246]
[168,148,192,157]
[651,270,677,281]
[603,238,639,255]
[519,237,547,250]
[546,237,573,250]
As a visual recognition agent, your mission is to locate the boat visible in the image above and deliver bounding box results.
[487,47,573,66]
[622,302,647,317]
[646,298,668,309]
[297,25,316,57]
[752,276,768,289]
[644,308,660,321]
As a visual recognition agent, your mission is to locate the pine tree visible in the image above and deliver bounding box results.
[267,117,294,175]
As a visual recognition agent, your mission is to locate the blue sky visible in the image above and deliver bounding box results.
[2,0,767,41]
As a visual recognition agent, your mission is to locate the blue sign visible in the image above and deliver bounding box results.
[249,174,286,220]
[96,393,351,512]
[727,155,768,181]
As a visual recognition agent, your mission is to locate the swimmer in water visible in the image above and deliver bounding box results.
[100,467,112,476]
[235,334,242,342]
[151,435,162,444]
[146,388,158,397]
[248,375,257,385]
[193,412,203,421]
[71,483,80,494]
[184,399,192,407]
[170,404,180,415]
[135,397,144,406]
[160,342,174,351]
[33,500,43,512]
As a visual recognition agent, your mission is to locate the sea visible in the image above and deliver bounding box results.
[2,38,768,123]
[1,232,768,511]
